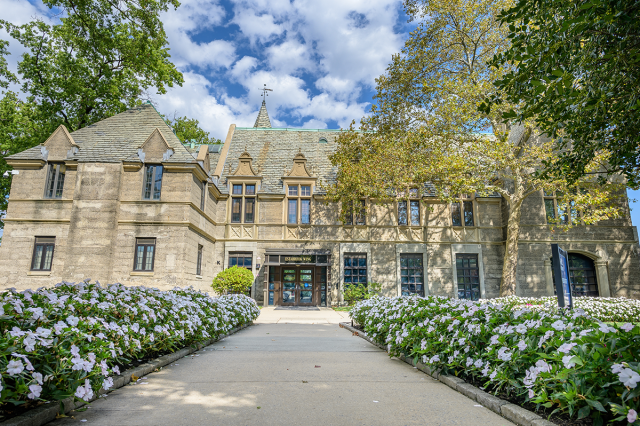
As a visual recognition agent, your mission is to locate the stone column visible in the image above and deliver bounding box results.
[544,259,554,296]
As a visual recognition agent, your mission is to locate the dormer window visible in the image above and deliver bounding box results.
[398,189,420,226]
[143,165,163,200]
[287,184,311,224]
[231,183,256,223]
[45,163,66,199]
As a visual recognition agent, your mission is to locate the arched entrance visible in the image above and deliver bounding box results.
[567,253,599,297]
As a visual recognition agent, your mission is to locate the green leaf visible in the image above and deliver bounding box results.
[577,405,590,419]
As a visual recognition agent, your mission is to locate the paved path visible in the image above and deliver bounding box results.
[49,309,514,425]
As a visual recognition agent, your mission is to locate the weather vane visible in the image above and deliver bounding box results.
[259,84,273,103]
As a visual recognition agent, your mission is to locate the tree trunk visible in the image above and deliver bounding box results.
[500,200,523,296]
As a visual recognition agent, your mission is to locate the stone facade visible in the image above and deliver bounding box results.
[0,103,639,304]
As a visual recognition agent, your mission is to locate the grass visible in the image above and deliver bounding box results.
[332,307,352,312]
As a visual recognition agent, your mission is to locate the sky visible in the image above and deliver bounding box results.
[1,0,639,231]
[0,0,413,139]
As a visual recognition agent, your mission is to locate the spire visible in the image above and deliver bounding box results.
[254,100,272,128]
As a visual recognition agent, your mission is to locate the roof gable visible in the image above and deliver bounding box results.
[43,125,79,161]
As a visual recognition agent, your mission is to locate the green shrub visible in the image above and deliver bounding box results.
[212,266,254,295]
[342,282,381,306]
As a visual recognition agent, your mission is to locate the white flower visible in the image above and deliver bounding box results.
[497,347,512,361]
[611,364,625,374]
[490,335,500,345]
[517,340,527,351]
[466,357,473,367]
[474,359,484,368]
[528,389,534,399]
[35,327,52,338]
[535,360,551,373]
[7,359,24,375]
[621,323,634,332]
[102,377,114,390]
[53,321,67,335]
[489,370,497,380]
[429,355,440,364]
[32,372,43,385]
[66,316,80,326]
[27,384,42,399]
[71,345,80,357]
[562,356,576,369]
[557,343,576,354]
[515,324,527,334]
[551,320,566,331]
[9,327,25,337]
[628,409,637,424]
[598,323,616,334]
[618,368,640,388]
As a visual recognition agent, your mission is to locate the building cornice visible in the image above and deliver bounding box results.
[5,159,45,169]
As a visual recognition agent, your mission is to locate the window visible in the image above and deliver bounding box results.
[31,237,55,271]
[451,194,475,227]
[229,252,252,269]
[344,254,367,286]
[551,253,599,297]
[400,254,424,296]
[200,181,207,211]
[287,184,312,224]
[230,183,256,224]
[398,200,420,226]
[544,191,580,225]
[45,163,65,199]
[196,244,203,276]
[143,165,163,200]
[134,238,156,272]
[345,200,366,225]
[456,254,480,300]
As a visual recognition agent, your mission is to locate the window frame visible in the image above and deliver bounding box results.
[451,194,476,227]
[286,184,313,225]
[31,237,56,271]
[228,182,257,224]
[343,253,367,287]
[543,190,581,225]
[142,164,163,201]
[400,253,424,296]
[44,163,66,199]
[398,198,420,226]
[345,199,366,226]
[133,238,156,272]
[228,252,253,270]
[455,253,481,300]
[196,244,203,276]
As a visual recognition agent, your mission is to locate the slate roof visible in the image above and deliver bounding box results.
[219,127,342,195]
[6,104,195,164]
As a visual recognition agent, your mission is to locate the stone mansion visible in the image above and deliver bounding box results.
[0,102,639,305]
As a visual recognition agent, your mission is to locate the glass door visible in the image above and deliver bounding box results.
[282,268,296,305]
[298,268,314,305]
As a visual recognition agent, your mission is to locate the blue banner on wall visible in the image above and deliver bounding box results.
[551,244,572,310]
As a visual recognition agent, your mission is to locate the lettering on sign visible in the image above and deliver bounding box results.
[283,255,315,263]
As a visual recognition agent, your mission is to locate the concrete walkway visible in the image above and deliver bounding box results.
[49,309,514,425]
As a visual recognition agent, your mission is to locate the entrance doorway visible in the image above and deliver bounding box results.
[281,267,315,306]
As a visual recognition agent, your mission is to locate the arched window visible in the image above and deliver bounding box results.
[551,253,599,297]
[568,254,599,297]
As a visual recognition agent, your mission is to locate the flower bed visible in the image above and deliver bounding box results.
[351,296,640,425]
[0,281,259,408]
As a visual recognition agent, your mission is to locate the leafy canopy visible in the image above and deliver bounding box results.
[485,0,640,187]
[163,114,222,145]
[211,266,254,295]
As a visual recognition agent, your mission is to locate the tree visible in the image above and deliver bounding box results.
[211,266,254,295]
[163,114,222,145]
[486,0,640,187]
[326,0,624,296]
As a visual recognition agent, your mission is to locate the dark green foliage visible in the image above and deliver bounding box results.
[212,266,254,295]
[485,0,640,186]
[163,114,222,145]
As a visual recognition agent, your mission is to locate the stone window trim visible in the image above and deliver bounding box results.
[133,238,156,272]
[31,236,56,271]
[450,244,486,299]
[344,199,366,226]
[338,243,371,303]
[228,181,258,224]
[44,163,66,199]
[196,244,203,276]
[200,181,207,212]
[343,253,368,287]
[451,194,476,227]
[142,164,163,201]
[395,244,429,297]
[286,183,313,225]
[543,249,611,297]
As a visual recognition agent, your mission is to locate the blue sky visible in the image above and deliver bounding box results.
[1,0,639,232]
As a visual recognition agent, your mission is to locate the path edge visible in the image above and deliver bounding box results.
[1,321,255,426]
[339,322,555,426]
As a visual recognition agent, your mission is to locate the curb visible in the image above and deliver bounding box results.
[1,321,255,426]
[339,322,555,426]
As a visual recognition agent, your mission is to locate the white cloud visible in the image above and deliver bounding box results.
[232,11,284,45]
[302,119,328,129]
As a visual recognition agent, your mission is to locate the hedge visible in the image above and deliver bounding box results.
[0,281,259,406]
[351,296,640,425]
